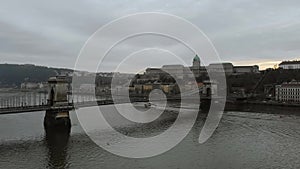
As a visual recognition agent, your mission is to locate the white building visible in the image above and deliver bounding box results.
[275,80,300,102]
[21,82,39,89]
[279,61,300,69]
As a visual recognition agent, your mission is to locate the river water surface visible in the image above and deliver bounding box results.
[0,103,300,169]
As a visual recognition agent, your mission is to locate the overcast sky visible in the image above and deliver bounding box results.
[1,0,300,71]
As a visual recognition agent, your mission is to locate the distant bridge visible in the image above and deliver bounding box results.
[0,76,218,116]
[0,95,147,115]
[0,93,217,115]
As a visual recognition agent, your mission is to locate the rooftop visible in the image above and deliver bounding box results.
[234,65,259,68]
[279,60,300,65]
[281,80,300,87]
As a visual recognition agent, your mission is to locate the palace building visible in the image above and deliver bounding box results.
[279,60,300,69]
[275,80,300,102]
[145,54,260,80]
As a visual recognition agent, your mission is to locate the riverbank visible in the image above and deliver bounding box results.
[244,100,300,107]
[224,101,300,116]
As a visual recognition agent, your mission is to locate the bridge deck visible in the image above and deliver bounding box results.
[0,96,218,115]
[0,99,131,115]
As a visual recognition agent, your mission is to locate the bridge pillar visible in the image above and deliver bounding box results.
[202,80,218,98]
[44,76,71,129]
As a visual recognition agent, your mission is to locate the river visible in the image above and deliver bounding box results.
[0,103,299,169]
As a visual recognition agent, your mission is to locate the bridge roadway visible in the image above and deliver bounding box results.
[0,94,217,115]
[0,99,113,115]
[0,97,153,115]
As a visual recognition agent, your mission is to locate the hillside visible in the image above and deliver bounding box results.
[0,64,73,87]
[227,69,300,96]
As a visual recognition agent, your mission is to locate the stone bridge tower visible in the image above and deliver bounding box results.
[44,76,71,129]
[48,76,69,106]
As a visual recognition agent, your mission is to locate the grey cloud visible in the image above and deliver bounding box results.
[0,0,300,71]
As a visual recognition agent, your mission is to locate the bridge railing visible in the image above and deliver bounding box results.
[0,92,113,109]
[0,89,207,111]
[0,92,48,109]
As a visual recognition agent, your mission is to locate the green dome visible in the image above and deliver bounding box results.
[193,55,200,61]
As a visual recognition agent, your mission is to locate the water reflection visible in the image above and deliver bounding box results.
[44,126,70,169]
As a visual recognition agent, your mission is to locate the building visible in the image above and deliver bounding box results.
[162,65,185,79]
[192,54,201,68]
[145,68,164,79]
[275,80,300,102]
[207,63,234,74]
[160,55,207,79]
[189,55,207,77]
[145,55,260,82]
[234,65,260,74]
[207,63,259,75]
[21,82,40,89]
[279,60,300,69]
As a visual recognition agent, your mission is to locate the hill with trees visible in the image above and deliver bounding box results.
[0,64,73,88]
